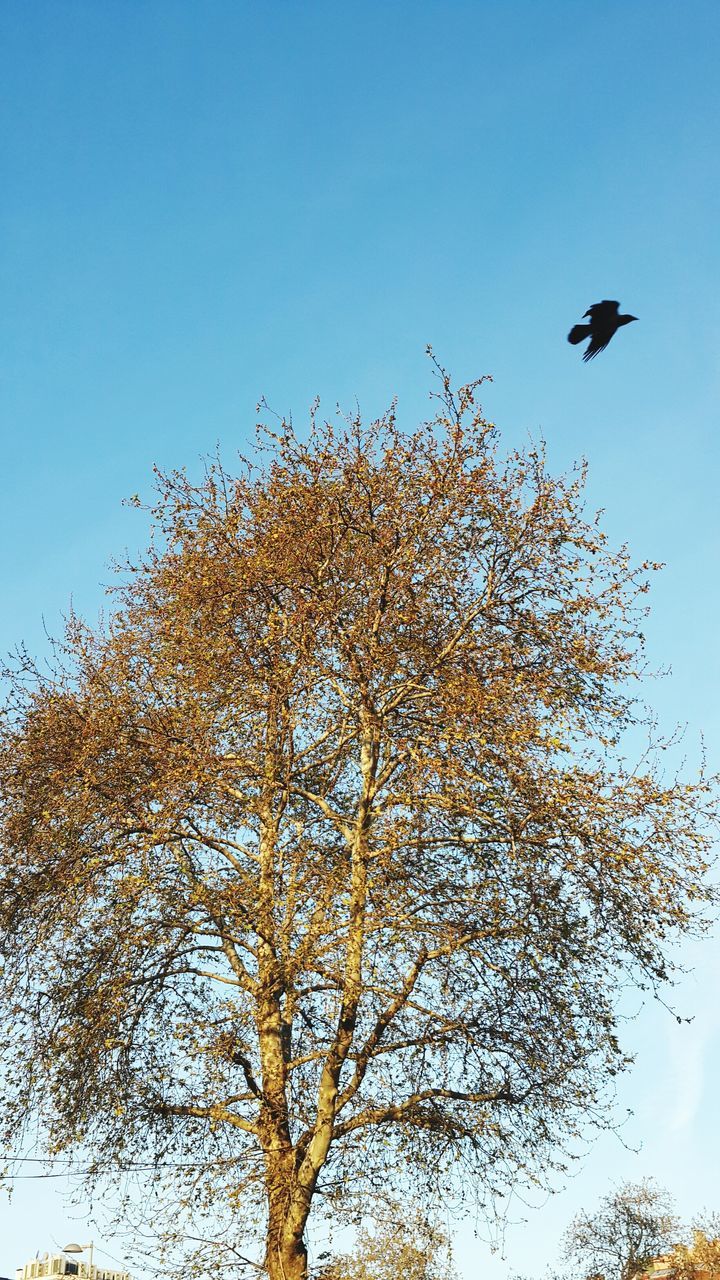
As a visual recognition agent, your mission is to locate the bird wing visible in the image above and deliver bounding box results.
[568,324,591,345]
[583,300,620,319]
[582,332,613,361]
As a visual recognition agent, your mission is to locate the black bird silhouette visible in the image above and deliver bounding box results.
[568,300,638,361]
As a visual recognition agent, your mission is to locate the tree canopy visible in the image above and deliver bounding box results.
[0,368,716,1280]
[562,1179,682,1280]
[318,1202,457,1280]
[667,1226,720,1280]
[518,1181,720,1280]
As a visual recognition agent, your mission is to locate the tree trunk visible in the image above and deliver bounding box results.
[262,1143,310,1280]
[265,1235,308,1280]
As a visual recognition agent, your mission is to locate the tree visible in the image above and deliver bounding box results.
[317,1202,457,1280]
[0,366,716,1280]
[668,1225,720,1280]
[562,1180,682,1280]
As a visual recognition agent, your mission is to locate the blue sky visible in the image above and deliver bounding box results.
[1,2,719,1276]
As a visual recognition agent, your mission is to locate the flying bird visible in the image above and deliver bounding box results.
[568,300,638,361]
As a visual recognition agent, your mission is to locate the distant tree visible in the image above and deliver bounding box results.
[317,1204,457,1280]
[668,1226,720,1280]
[562,1180,681,1280]
[0,365,717,1280]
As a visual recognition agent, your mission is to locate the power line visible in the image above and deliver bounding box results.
[3,1155,236,1168]
[2,1155,239,1179]
[3,1157,81,1164]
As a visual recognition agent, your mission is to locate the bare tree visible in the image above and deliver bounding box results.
[563,1180,682,1280]
[0,366,716,1280]
[317,1202,457,1280]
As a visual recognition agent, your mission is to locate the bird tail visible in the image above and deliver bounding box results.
[567,324,591,345]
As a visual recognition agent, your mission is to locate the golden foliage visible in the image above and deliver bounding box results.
[668,1232,720,1280]
[0,367,716,1280]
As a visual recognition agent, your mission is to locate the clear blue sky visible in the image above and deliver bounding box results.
[1,2,719,1276]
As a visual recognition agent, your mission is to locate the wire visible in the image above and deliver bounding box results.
[3,1157,79,1164]
[2,1155,237,1173]
[2,1171,82,1179]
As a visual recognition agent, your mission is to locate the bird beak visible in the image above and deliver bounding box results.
[628,315,638,322]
